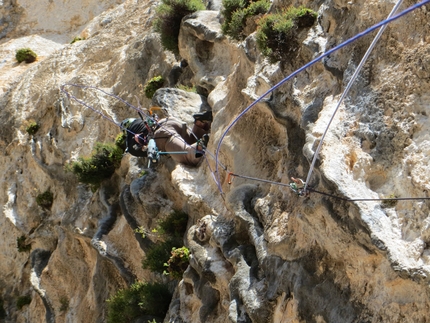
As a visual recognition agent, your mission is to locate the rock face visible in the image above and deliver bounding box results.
[1,0,430,322]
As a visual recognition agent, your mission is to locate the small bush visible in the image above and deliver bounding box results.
[59,296,69,312]
[67,143,123,187]
[144,76,165,99]
[107,281,172,323]
[142,239,182,273]
[153,0,205,54]
[157,210,188,237]
[25,121,40,135]
[164,246,190,279]
[16,48,37,63]
[222,0,270,40]
[256,6,317,63]
[17,235,31,253]
[36,190,53,208]
[16,295,31,310]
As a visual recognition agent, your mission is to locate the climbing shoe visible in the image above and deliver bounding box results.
[193,110,213,123]
[202,134,209,147]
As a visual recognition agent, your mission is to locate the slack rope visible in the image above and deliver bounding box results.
[214,0,430,194]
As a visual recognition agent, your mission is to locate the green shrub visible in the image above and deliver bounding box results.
[59,296,69,312]
[144,76,165,99]
[15,48,38,63]
[0,297,6,319]
[107,281,172,323]
[67,143,123,187]
[222,0,270,40]
[16,295,31,310]
[25,121,40,135]
[157,210,188,237]
[256,6,317,63]
[142,239,182,273]
[36,190,53,208]
[153,0,205,54]
[17,235,31,253]
[164,246,190,279]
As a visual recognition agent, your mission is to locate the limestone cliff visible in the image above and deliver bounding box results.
[1,0,430,322]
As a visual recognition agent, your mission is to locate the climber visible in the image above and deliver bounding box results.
[121,110,212,166]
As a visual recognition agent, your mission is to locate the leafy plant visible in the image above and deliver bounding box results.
[106,281,172,323]
[25,121,40,135]
[153,0,205,54]
[144,76,165,99]
[142,239,182,273]
[16,295,31,310]
[59,296,69,312]
[164,246,190,279]
[17,235,31,253]
[36,190,53,208]
[66,143,123,187]
[256,6,317,63]
[222,0,270,40]
[16,48,38,63]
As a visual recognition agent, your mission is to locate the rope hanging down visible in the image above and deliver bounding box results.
[302,0,404,193]
[214,0,430,195]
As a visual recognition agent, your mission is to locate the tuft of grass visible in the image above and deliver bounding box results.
[66,143,123,187]
[16,48,38,63]
[222,0,270,40]
[36,190,53,208]
[25,121,40,135]
[256,6,317,63]
[16,295,31,310]
[144,76,165,99]
[153,0,205,54]
[17,235,31,253]
[164,246,190,279]
[107,281,172,323]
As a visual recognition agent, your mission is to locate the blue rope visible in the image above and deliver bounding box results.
[214,0,430,194]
